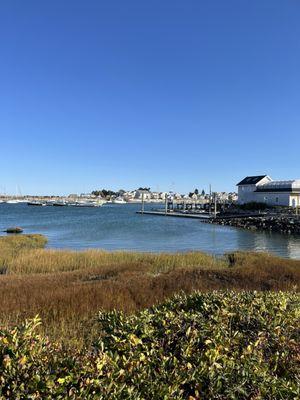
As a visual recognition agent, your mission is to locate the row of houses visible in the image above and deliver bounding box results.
[77,174,300,208]
[123,190,238,203]
[237,175,300,208]
[76,189,238,203]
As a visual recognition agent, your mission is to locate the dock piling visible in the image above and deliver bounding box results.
[141,193,145,214]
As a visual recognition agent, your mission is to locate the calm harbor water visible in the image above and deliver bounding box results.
[0,203,300,259]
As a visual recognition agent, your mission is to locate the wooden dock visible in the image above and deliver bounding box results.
[136,210,213,220]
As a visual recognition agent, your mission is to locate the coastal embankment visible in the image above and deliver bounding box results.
[208,215,300,235]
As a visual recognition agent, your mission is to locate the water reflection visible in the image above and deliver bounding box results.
[236,229,300,259]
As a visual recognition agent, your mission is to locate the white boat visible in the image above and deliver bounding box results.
[27,201,46,206]
[52,201,67,207]
[75,203,96,207]
[71,199,106,207]
[6,199,22,204]
[113,197,127,204]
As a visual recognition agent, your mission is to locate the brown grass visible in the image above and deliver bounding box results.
[0,234,47,273]
[5,248,226,274]
[0,235,299,346]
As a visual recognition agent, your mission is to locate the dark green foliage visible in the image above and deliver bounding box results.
[91,189,117,198]
[0,291,299,399]
[239,202,269,211]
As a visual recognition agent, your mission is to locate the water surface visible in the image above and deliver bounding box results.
[0,203,299,259]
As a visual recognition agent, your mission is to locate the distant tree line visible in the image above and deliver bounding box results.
[92,189,121,198]
[188,188,205,198]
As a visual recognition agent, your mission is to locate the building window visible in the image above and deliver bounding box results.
[276,197,279,203]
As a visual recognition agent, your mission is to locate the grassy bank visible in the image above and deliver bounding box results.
[0,234,299,345]
[1,291,299,399]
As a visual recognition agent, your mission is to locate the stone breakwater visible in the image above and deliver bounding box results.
[208,215,300,235]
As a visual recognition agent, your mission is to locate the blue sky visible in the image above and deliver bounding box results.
[1,1,299,195]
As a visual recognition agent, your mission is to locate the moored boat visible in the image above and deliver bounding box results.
[52,201,67,206]
[113,197,127,204]
[27,201,45,206]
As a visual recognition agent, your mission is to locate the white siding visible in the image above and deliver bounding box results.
[237,176,272,204]
[253,192,290,206]
[238,185,257,204]
[290,195,300,208]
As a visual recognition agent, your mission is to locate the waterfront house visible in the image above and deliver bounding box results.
[134,190,151,201]
[237,175,300,207]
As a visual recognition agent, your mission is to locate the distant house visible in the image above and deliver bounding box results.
[237,175,300,207]
[134,190,151,201]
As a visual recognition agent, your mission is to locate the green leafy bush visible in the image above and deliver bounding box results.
[1,291,299,399]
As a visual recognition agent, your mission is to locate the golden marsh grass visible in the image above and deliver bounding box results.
[0,234,299,345]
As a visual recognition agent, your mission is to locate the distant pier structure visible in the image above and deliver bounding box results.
[137,195,217,220]
[167,199,206,212]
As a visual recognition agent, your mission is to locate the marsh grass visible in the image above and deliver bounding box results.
[6,248,226,274]
[0,234,299,344]
[0,234,47,274]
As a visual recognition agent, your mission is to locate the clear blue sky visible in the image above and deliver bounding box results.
[1,1,299,195]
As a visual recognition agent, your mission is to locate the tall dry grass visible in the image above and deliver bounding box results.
[1,234,225,275]
[0,234,299,345]
[0,234,47,273]
[6,248,226,274]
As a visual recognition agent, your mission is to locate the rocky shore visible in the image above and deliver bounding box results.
[208,215,300,235]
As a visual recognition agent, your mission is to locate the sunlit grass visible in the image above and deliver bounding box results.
[0,234,299,345]
[6,248,226,274]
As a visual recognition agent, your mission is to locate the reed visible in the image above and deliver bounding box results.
[0,234,299,344]
[6,248,226,275]
[0,234,47,274]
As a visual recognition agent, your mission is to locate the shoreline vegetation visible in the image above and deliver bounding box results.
[0,234,299,341]
[0,235,299,398]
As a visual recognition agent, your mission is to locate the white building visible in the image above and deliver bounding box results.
[133,190,151,201]
[237,175,300,207]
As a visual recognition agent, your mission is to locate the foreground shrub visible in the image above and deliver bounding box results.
[0,291,299,399]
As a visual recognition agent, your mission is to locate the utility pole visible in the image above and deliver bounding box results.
[165,195,168,215]
[209,184,212,215]
[141,192,145,214]
[214,193,217,218]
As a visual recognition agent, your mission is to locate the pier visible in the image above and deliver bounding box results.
[137,195,216,219]
[136,210,213,219]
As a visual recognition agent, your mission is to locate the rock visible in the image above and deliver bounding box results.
[5,227,23,234]
[248,225,257,231]
[209,215,300,236]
